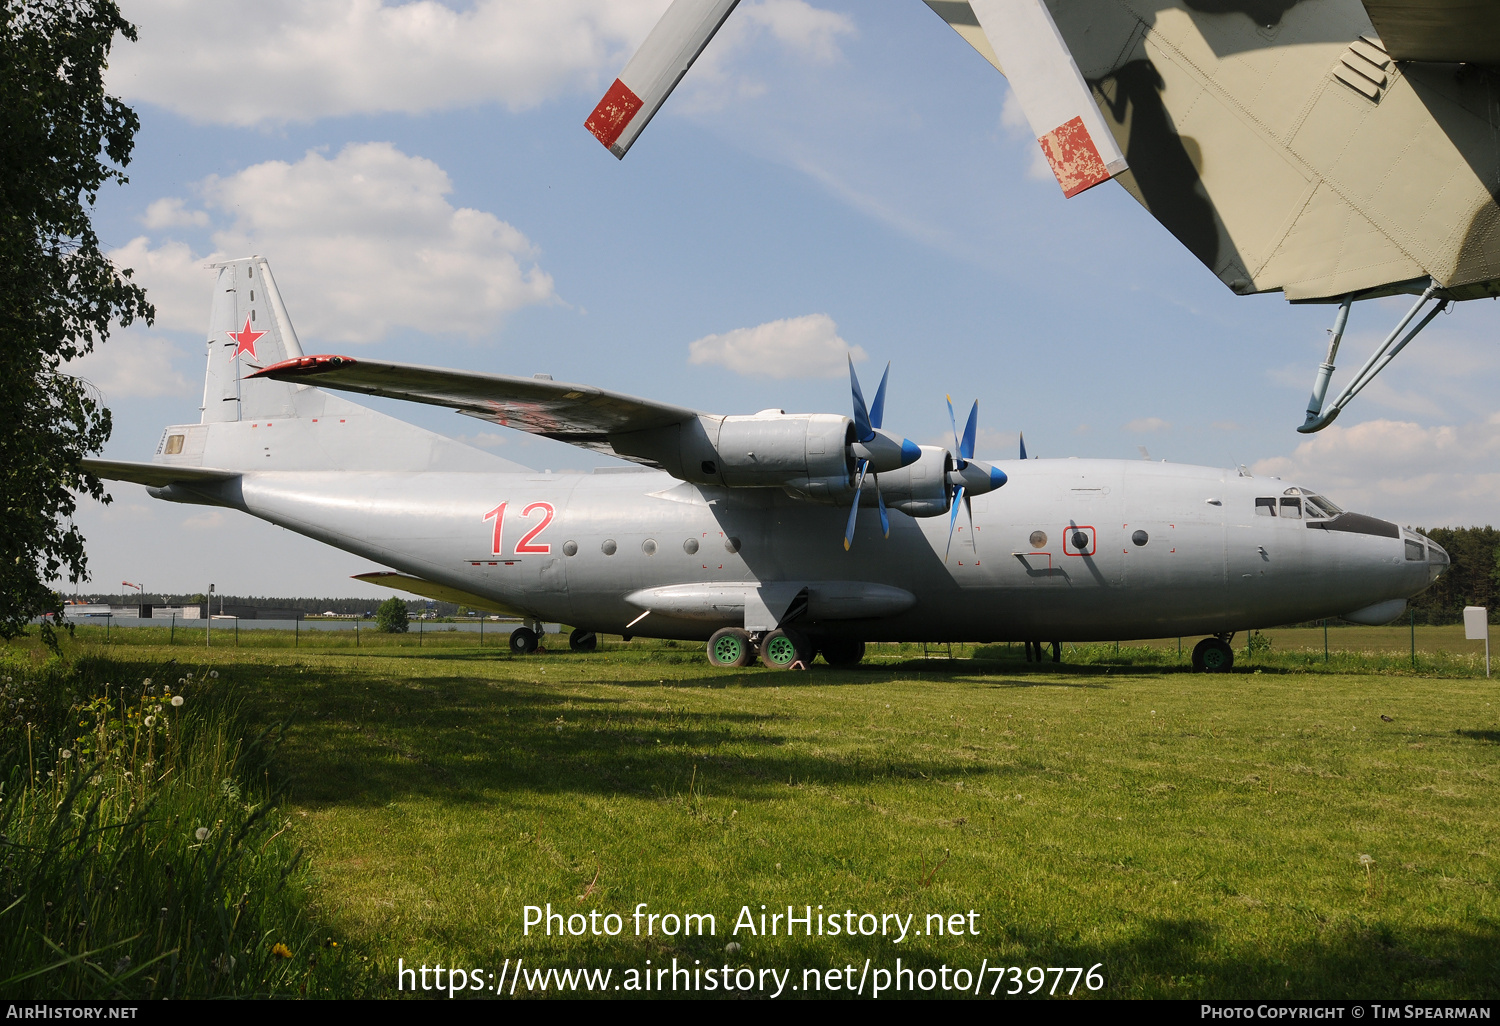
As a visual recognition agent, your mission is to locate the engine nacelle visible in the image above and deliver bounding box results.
[873,445,951,518]
[611,411,854,493]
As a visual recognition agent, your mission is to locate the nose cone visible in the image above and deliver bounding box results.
[900,437,921,467]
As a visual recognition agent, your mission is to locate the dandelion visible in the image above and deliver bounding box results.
[725,942,741,955]
[143,679,152,687]
[60,749,72,759]
[112,955,132,976]
[171,696,184,707]
[271,943,293,959]
[144,716,155,726]
[209,671,218,679]
[195,827,210,841]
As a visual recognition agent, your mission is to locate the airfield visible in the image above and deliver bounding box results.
[6,624,1496,999]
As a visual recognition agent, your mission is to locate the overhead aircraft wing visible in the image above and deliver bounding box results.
[82,459,240,488]
[252,355,701,461]
[1359,0,1500,64]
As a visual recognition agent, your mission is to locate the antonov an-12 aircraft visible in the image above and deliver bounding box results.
[86,258,1447,672]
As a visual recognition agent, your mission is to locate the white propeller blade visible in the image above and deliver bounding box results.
[967,0,1127,197]
[585,0,740,159]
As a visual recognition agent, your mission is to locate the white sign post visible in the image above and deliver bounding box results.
[1464,606,1489,677]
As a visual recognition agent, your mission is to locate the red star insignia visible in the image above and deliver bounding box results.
[226,317,266,361]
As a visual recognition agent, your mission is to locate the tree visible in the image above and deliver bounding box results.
[375,597,410,634]
[1,1,153,646]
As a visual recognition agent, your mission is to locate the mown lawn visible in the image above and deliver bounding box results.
[36,630,1491,999]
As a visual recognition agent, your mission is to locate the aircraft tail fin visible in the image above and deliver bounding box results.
[201,256,305,423]
[155,255,528,477]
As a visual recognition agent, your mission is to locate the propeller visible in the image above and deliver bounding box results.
[844,359,917,551]
[1019,432,1028,460]
[943,395,1008,562]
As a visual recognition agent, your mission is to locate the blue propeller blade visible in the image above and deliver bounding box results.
[944,483,965,562]
[946,395,963,468]
[843,458,869,551]
[1019,431,1028,461]
[876,477,890,538]
[869,362,890,431]
[961,401,978,462]
[849,356,874,443]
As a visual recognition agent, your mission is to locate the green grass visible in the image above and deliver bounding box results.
[0,653,370,997]
[6,630,1498,999]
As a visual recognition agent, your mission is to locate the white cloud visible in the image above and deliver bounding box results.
[142,198,208,230]
[688,313,864,379]
[739,0,855,63]
[110,0,851,127]
[111,143,555,343]
[1124,417,1171,433]
[67,330,193,399]
[111,0,665,125]
[1000,90,1052,181]
[1250,415,1500,526]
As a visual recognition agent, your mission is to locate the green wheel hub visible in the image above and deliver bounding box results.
[1203,647,1229,670]
[764,634,797,667]
[713,634,745,664]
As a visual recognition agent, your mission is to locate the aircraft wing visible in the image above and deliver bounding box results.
[252,356,702,461]
[1359,0,1500,63]
[352,572,533,619]
[82,459,241,488]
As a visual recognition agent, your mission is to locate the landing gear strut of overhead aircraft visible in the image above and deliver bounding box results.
[820,639,865,667]
[569,629,598,653]
[1192,637,1235,673]
[707,627,756,668]
[509,626,539,655]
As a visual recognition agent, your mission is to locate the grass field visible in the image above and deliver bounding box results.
[8,627,1499,999]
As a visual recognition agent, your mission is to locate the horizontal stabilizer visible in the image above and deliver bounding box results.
[353,572,531,619]
[585,0,739,158]
[82,459,240,489]
[252,356,699,454]
[967,0,1127,197]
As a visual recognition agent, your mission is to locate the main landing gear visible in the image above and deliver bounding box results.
[1192,635,1235,673]
[705,629,866,669]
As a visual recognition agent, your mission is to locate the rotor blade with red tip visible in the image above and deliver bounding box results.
[967,0,1127,198]
[585,0,740,159]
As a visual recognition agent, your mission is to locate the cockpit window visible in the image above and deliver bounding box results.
[1255,497,1277,517]
[1405,539,1425,561]
[1279,497,1302,519]
[1305,494,1343,517]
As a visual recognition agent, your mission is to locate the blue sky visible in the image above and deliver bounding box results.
[64,0,1500,599]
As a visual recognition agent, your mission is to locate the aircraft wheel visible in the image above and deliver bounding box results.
[820,638,865,667]
[1192,637,1234,673]
[760,628,812,670]
[569,629,598,653]
[707,627,754,668]
[510,626,539,655]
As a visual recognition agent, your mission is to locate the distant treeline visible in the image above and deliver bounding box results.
[68,594,458,617]
[1409,526,1500,624]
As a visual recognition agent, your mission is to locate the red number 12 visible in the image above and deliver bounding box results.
[483,502,506,556]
